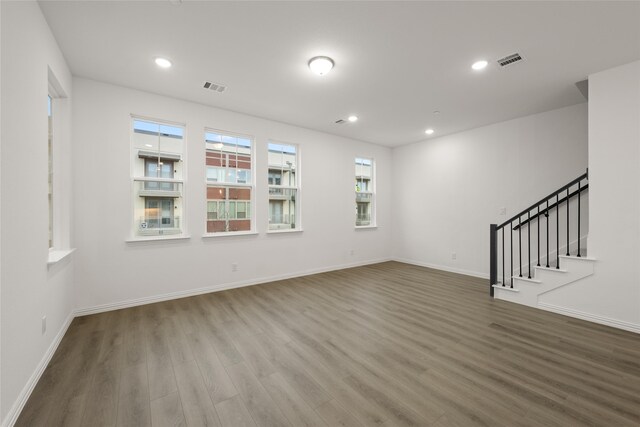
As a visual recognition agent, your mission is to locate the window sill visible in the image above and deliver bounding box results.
[48,248,76,265]
[355,225,378,230]
[202,231,259,238]
[126,235,191,243]
[267,228,303,234]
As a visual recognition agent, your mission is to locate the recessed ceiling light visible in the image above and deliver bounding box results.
[348,115,358,122]
[155,57,172,68]
[425,129,435,135]
[308,56,334,76]
[471,60,488,71]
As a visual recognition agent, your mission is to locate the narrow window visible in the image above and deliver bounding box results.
[46,68,71,257]
[48,95,53,248]
[131,118,185,238]
[355,157,374,226]
[205,131,254,234]
[268,142,299,231]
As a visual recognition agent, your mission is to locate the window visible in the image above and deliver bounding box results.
[268,171,282,186]
[131,118,185,238]
[205,130,254,233]
[268,142,299,231]
[46,68,73,262]
[48,95,54,248]
[355,157,374,226]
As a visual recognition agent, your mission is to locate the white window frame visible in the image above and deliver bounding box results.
[47,68,76,264]
[355,156,376,228]
[129,115,188,242]
[203,128,256,237]
[267,141,301,233]
[48,93,54,250]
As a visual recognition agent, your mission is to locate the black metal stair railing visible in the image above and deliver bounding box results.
[489,169,589,296]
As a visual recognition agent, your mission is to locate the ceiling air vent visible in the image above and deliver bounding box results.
[335,119,346,124]
[496,53,524,68]
[203,81,227,93]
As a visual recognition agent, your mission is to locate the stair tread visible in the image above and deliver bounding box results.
[512,276,541,283]
[535,266,568,273]
[559,255,597,261]
[492,284,519,293]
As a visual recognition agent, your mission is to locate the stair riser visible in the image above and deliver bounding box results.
[495,257,595,308]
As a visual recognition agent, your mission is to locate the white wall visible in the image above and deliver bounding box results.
[392,103,588,278]
[0,0,3,420]
[540,61,640,331]
[1,2,75,424]
[73,78,392,312]
[1,4,634,423]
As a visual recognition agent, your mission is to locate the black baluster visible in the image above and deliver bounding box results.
[577,181,582,257]
[556,194,559,269]
[502,228,505,286]
[527,211,531,279]
[490,224,497,294]
[510,222,513,288]
[546,200,549,268]
[566,188,570,256]
[537,205,540,267]
[519,216,522,277]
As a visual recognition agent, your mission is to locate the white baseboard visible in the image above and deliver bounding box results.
[75,257,393,316]
[392,257,639,335]
[4,258,392,426]
[10,256,636,427]
[538,302,640,334]
[2,312,75,427]
[392,257,489,280]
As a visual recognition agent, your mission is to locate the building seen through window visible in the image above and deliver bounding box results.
[206,131,253,233]
[131,119,184,237]
[268,143,298,230]
[355,157,374,226]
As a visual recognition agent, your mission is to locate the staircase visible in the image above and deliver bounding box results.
[493,255,596,307]
[489,170,594,308]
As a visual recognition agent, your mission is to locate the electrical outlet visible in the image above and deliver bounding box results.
[451,252,457,260]
[499,207,506,216]
[231,263,238,272]
[42,316,47,335]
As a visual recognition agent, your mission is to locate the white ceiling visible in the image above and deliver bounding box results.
[39,1,640,147]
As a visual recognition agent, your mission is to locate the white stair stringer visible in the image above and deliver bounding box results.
[493,255,596,308]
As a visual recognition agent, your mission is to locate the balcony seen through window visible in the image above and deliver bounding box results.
[355,157,374,226]
[205,131,254,233]
[268,142,299,231]
[131,118,184,238]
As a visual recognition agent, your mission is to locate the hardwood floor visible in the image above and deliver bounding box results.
[15,261,640,426]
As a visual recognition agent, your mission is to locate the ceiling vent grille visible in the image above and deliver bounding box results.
[335,119,345,124]
[496,53,524,68]
[203,81,227,93]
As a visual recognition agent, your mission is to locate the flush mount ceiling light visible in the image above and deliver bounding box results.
[308,56,334,76]
[471,60,488,71]
[348,115,358,122]
[425,129,435,135]
[155,57,172,68]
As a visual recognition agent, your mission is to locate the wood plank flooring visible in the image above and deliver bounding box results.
[15,261,640,426]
